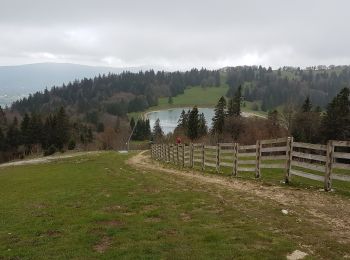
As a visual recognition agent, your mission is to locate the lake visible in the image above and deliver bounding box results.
[146,107,215,134]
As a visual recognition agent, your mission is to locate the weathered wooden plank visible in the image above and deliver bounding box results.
[260,137,288,145]
[332,140,350,147]
[260,163,285,169]
[220,162,233,167]
[261,146,287,153]
[292,151,327,162]
[205,145,217,150]
[205,156,217,162]
[290,169,324,182]
[261,155,287,160]
[333,152,350,160]
[219,143,235,147]
[238,167,256,172]
[193,158,202,163]
[193,143,204,147]
[238,160,256,165]
[291,160,325,172]
[205,162,217,168]
[239,144,257,150]
[293,142,327,151]
[332,174,350,182]
[333,162,350,170]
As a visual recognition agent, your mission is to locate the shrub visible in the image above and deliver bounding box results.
[68,139,76,150]
[44,145,57,156]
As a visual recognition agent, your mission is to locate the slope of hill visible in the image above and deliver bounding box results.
[0,63,142,106]
[0,151,349,258]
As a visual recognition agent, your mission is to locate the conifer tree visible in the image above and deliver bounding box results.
[322,87,350,140]
[21,113,31,150]
[187,106,199,140]
[0,128,5,151]
[212,96,226,135]
[153,118,163,141]
[302,96,312,112]
[56,107,70,149]
[228,85,242,116]
[198,113,208,137]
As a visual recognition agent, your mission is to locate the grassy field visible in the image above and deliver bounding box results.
[1,152,349,259]
[128,85,267,119]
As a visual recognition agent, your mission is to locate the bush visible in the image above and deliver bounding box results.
[44,145,57,156]
[68,139,76,150]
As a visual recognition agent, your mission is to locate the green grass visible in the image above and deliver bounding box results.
[128,85,267,119]
[1,152,349,259]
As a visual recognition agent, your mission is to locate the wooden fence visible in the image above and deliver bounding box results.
[151,137,350,191]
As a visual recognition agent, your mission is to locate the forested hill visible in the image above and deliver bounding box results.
[225,65,350,110]
[9,65,350,120]
[11,69,221,117]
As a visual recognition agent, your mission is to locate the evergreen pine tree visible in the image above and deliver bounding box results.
[153,118,163,141]
[322,87,350,140]
[228,85,242,116]
[56,107,70,149]
[302,96,312,112]
[6,117,20,151]
[20,113,31,150]
[212,96,226,135]
[198,113,208,137]
[187,106,199,140]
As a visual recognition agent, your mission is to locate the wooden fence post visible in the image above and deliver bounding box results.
[201,144,205,171]
[324,140,334,191]
[233,143,238,176]
[172,144,175,163]
[176,144,179,165]
[216,143,220,172]
[190,143,194,168]
[182,144,185,167]
[167,144,170,162]
[255,140,261,178]
[284,137,293,183]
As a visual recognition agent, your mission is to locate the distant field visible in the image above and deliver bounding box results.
[128,85,267,120]
[0,151,349,259]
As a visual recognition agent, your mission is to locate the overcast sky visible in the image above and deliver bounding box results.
[0,0,349,70]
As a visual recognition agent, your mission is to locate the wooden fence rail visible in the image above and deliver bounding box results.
[151,137,350,191]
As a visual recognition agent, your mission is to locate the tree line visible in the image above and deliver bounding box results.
[226,65,350,111]
[0,106,93,162]
[152,86,350,145]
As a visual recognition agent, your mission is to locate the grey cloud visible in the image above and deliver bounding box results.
[0,0,349,69]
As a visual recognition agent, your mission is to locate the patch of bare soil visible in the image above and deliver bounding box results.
[93,236,112,253]
[287,250,308,260]
[127,151,350,244]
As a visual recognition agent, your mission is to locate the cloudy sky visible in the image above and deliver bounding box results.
[0,0,349,70]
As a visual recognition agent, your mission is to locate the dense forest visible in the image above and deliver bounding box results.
[11,69,220,116]
[226,65,350,110]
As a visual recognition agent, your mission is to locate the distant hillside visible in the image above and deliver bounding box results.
[0,63,143,106]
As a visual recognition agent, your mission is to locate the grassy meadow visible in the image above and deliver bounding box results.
[128,85,267,119]
[0,151,349,259]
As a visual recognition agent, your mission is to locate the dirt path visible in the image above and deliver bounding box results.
[128,151,350,244]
